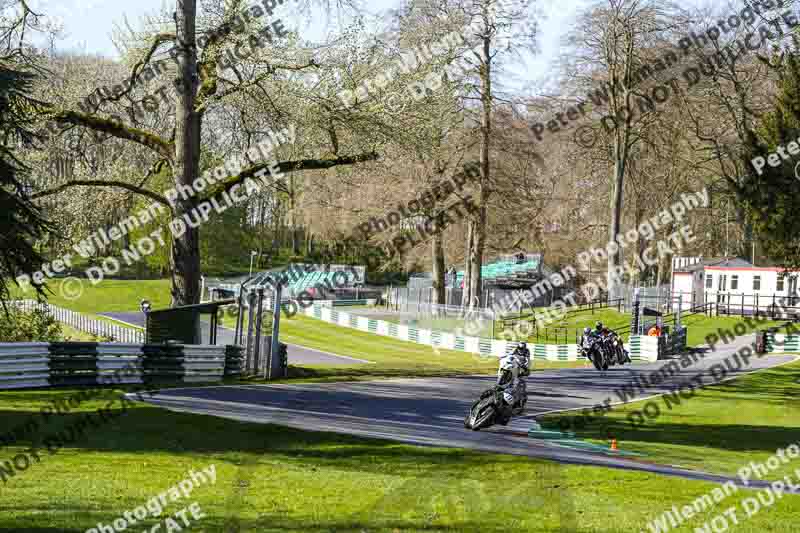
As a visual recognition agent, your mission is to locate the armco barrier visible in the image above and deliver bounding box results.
[0,342,241,390]
[0,343,50,389]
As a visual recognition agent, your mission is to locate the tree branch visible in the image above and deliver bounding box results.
[30,179,171,207]
[84,32,176,113]
[199,152,380,201]
[45,108,174,160]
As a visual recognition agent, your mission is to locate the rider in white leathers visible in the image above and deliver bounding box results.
[497,342,531,421]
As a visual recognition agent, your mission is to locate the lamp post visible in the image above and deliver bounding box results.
[249,250,258,277]
[140,299,151,343]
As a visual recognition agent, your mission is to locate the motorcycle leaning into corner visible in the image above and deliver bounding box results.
[464,343,530,431]
[580,326,631,370]
[580,327,608,370]
[602,328,632,365]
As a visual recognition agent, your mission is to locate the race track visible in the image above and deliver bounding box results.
[129,334,798,488]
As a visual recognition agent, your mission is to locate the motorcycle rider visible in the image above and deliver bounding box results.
[599,325,631,364]
[511,341,531,376]
[594,321,604,336]
[496,342,530,423]
[580,326,595,346]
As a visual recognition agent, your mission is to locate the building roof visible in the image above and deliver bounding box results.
[673,257,753,273]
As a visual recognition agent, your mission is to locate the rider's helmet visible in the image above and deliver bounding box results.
[498,355,516,386]
[518,341,527,350]
[583,326,592,336]
[595,321,603,332]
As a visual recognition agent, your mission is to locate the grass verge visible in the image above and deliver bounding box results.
[9,279,171,315]
[540,358,800,479]
[0,386,798,532]
[223,313,585,382]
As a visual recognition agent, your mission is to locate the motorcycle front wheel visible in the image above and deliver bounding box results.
[466,398,497,431]
[590,351,603,371]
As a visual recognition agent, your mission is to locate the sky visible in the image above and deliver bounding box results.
[26,0,589,95]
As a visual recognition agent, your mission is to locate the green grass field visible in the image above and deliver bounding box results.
[501,306,787,346]
[542,358,800,478]
[10,279,172,315]
[222,313,584,381]
[3,282,800,530]
[351,310,496,338]
[59,323,100,341]
[1,385,798,532]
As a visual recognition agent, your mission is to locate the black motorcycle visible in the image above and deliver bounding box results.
[581,336,609,371]
[464,357,527,431]
[600,334,630,366]
[607,335,631,364]
[464,385,507,430]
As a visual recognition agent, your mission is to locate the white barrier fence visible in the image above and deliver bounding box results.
[10,300,144,343]
[301,303,662,363]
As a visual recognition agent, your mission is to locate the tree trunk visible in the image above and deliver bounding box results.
[461,223,474,308]
[634,206,644,285]
[432,229,445,307]
[606,159,624,302]
[465,26,492,309]
[289,175,300,254]
[169,0,202,307]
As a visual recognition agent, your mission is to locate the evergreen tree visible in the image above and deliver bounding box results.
[740,42,800,268]
[0,61,50,302]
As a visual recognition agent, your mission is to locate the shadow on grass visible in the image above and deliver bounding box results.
[280,361,580,383]
[542,363,800,454]
[0,388,578,533]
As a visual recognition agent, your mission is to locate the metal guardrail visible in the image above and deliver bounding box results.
[0,342,50,389]
[0,342,241,390]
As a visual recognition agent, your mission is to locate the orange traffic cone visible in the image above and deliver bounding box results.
[610,438,618,451]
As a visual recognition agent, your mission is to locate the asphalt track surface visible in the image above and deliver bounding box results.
[130,333,800,489]
[99,311,370,366]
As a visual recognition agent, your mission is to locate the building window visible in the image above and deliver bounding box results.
[705,274,712,289]
[778,275,785,292]
[753,276,761,291]
[731,275,738,290]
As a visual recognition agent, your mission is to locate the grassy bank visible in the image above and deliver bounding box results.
[223,313,585,381]
[0,386,798,532]
[541,358,800,478]
[10,279,171,315]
